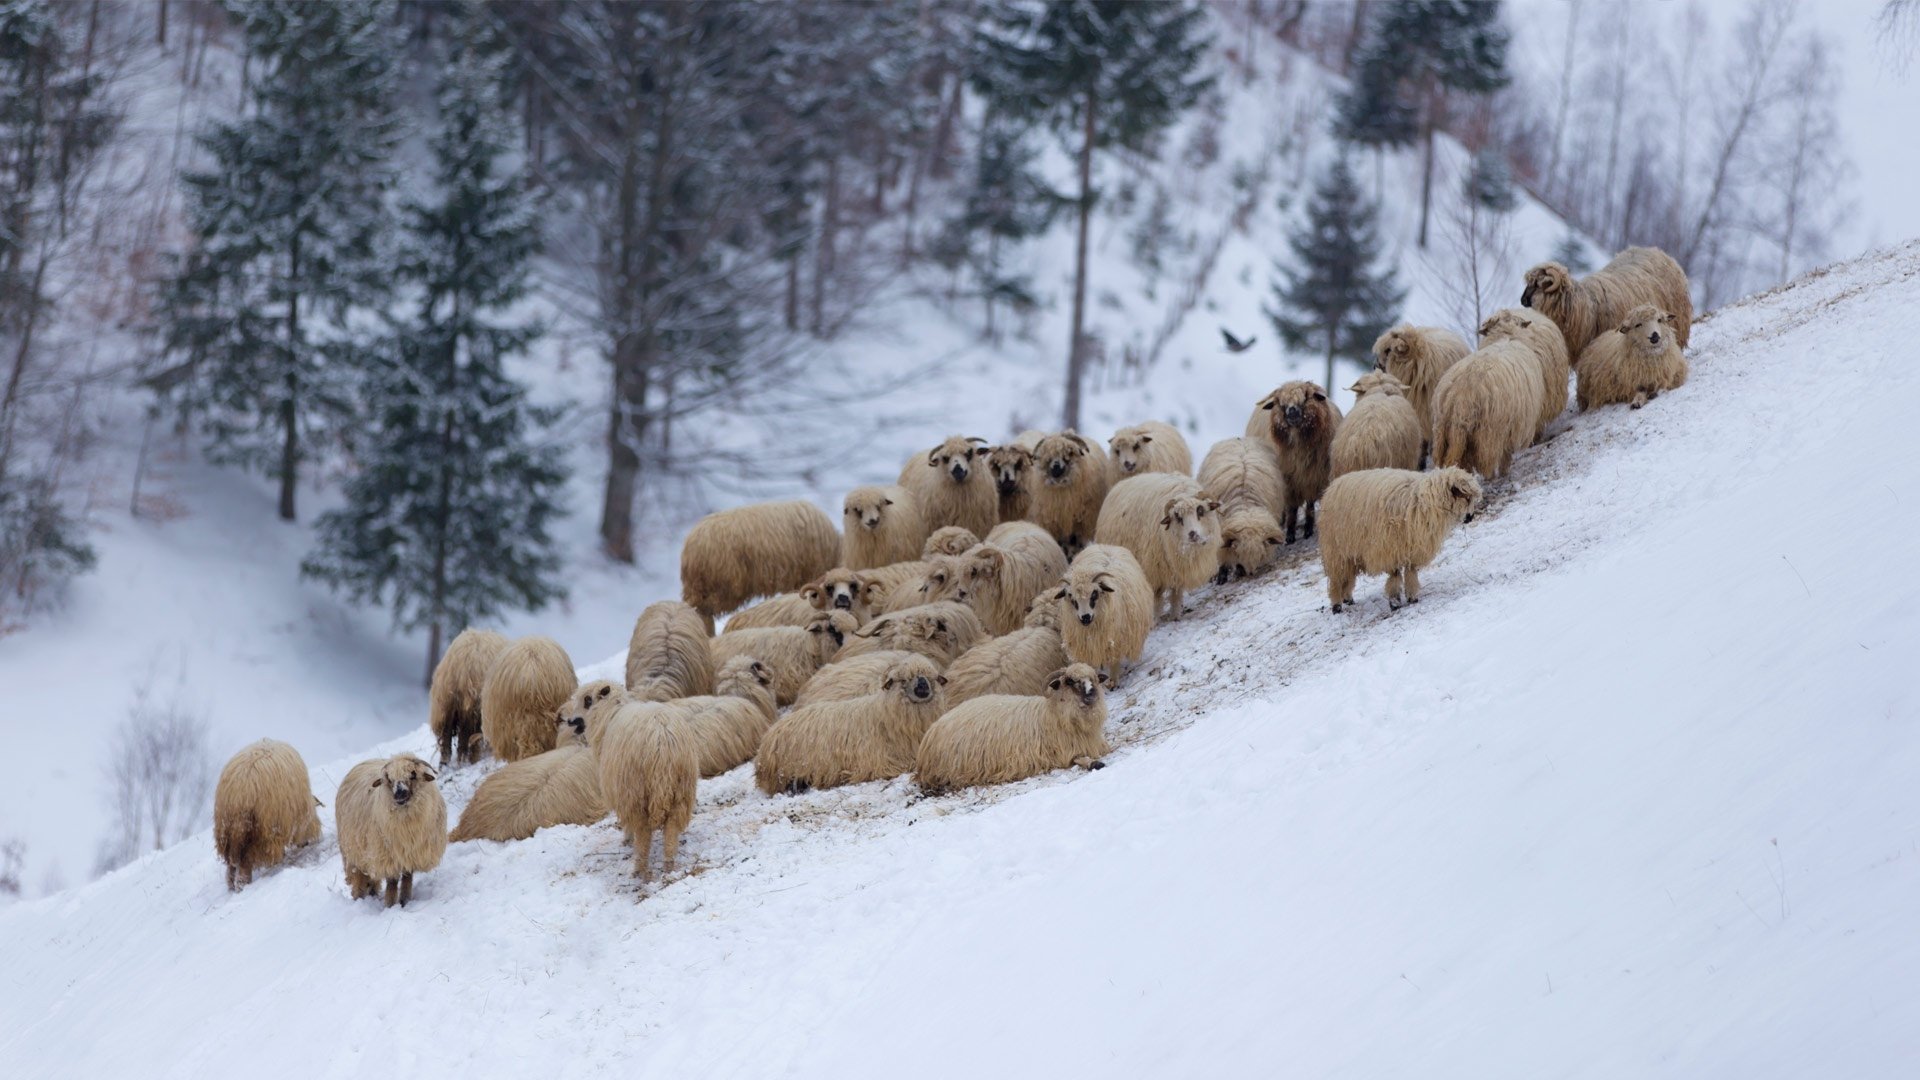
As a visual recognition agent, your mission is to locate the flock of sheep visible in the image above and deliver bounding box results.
[208,246,1694,906]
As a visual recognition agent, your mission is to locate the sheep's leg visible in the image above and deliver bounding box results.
[1166,587,1184,621]
[1385,569,1404,610]
[1419,441,1430,471]
[1404,566,1422,604]
[226,864,238,892]
[399,871,414,907]
[1070,755,1106,771]
[382,878,398,908]
[1303,502,1316,539]
[663,825,681,875]
[1631,390,1650,409]
[1283,505,1298,545]
[633,832,653,881]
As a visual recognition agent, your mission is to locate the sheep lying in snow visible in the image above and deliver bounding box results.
[213,738,322,891]
[1332,372,1423,479]
[1319,467,1482,613]
[337,753,446,908]
[1479,307,1571,439]
[481,635,577,763]
[986,431,1045,523]
[754,655,948,794]
[660,656,779,777]
[429,627,507,767]
[795,650,927,707]
[709,609,858,705]
[1576,304,1688,411]
[897,435,998,538]
[625,600,714,702]
[922,526,982,559]
[1197,437,1287,583]
[1523,246,1692,359]
[450,708,607,843]
[596,701,698,881]
[722,567,870,633]
[1107,421,1192,483]
[841,485,929,570]
[1429,333,1543,481]
[1094,473,1221,621]
[1373,325,1471,463]
[1054,544,1154,684]
[832,601,985,665]
[915,663,1110,794]
[680,499,841,620]
[941,598,1069,707]
[1246,381,1342,543]
[1028,431,1112,555]
[917,521,1067,636]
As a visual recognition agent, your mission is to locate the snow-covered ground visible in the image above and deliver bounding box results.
[4,235,1915,1076]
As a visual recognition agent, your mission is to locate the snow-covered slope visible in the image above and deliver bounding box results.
[5,242,1916,1077]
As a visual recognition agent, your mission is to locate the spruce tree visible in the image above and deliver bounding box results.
[1266,155,1405,393]
[1466,147,1518,213]
[303,9,565,684]
[159,0,400,521]
[1550,230,1593,275]
[934,106,1059,339]
[974,0,1212,428]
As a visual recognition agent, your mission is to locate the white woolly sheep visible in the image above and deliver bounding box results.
[709,608,859,706]
[625,600,714,702]
[596,701,699,880]
[1332,372,1423,479]
[1246,381,1343,543]
[986,430,1046,523]
[1053,544,1155,684]
[1319,467,1483,612]
[1576,303,1688,411]
[213,738,322,891]
[449,704,607,843]
[832,601,987,665]
[940,598,1069,707]
[662,655,779,777]
[721,566,871,633]
[794,649,929,708]
[841,484,929,570]
[1107,420,1193,484]
[481,635,577,763]
[429,628,507,767]
[1479,307,1571,438]
[1093,473,1221,621]
[1028,430,1112,555]
[858,559,940,614]
[1373,324,1471,462]
[680,499,842,620]
[1196,437,1287,583]
[753,655,948,794]
[336,753,446,908]
[922,525,982,559]
[896,435,998,538]
[1429,332,1544,481]
[918,520,1068,636]
[914,663,1110,794]
[1523,246,1692,359]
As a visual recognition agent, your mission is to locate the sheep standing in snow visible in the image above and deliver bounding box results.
[753,656,949,794]
[680,500,841,621]
[1428,332,1544,481]
[481,635,577,763]
[1479,307,1571,439]
[841,485,929,570]
[1053,544,1155,684]
[449,708,607,843]
[660,656,780,777]
[1523,246,1692,359]
[917,521,1068,636]
[1197,437,1287,583]
[1332,372,1423,479]
[1373,325,1471,464]
[940,597,1070,707]
[709,609,859,705]
[625,600,714,702]
[722,567,871,633]
[1246,381,1342,543]
[831,601,986,665]
[923,526,982,559]
[1319,467,1482,613]
[1107,421,1193,484]
[986,431,1046,524]
[914,663,1110,794]
[897,435,998,538]
[1028,431,1112,555]
[429,628,507,767]
[1576,304,1688,411]
[1093,473,1221,621]
[596,701,699,880]
[336,753,446,908]
[213,739,322,891]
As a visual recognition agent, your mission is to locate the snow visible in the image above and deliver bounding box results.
[5,235,1917,1076]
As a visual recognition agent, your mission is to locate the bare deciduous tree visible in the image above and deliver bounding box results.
[94,671,213,876]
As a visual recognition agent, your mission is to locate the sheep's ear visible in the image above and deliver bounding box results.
[1051,586,1067,601]
[882,498,893,506]
[1139,434,1152,444]
[1096,578,1115,593]
[1312,391,1327,402]
[1096,671,1110,686]
[1222,536,1237,549]
[935,618,948,632]
[925,449,940,466]
[1267,534,1283,546]
[420,768,436,783]
[1205,498,1221,512]
[1661,311,1678,327]
[1048,676,1063,691]
[596,685,612,700]
[882,676,896,689]
[935,674,948,686]
[1159,513,1173,527]
[371,776,385,789]
[1259,395,1276,411]
[1618,321,1633,335]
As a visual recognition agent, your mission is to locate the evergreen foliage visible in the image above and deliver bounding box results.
[1266,155,1405,392]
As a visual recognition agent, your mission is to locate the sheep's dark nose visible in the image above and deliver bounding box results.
[1649,331,1661,345]
[832,594,852,609]
[1079,612,1094,625]
[1285,405,1302,423]
[1122,460,1136,473]
[392,784,411,804]
[1187,529,1203,544]
[913,677,931,698]
[949,463,967,482]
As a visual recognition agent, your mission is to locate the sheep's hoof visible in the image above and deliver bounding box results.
[1388,600,1400,611]
[1329,603,1341,614]
[1407,597,1419,604]
[1089,760,1106,770]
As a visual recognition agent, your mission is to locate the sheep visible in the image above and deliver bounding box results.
[662,655,779,777]
[1576,304,1689,411]
[1197,437,1287,583]
[709,609,859,706]
[1331,372,1423,479]
[625,600,714,702]
[859,560,940,614]
[1319,467,1483,613]
[1093,473,1221,621]
[1246,381,1343,543]
[794,650,929,708]
[596,701,699,880]
[940,598,1069,707]
[721,567,871,633]
[480,635,577,763]
[1523,246,1692,360]
[1054,544,1155,684]
[922,526,982,559]
[336,753,446,908]
[1428,333,1544,481]
[1479,307,1571,438]
[753,655,948,794]
[1107,420,1193,483]
[831,601,986,665]
[1028,430,1112,555]
[213,738,322,891]
[986,430,1046,523]
[917,521,1068,636]
[896,434,998,538]
[915,663,1110,794]
[680,499,842,620]
[1372,325,1471,462]
[841,484,929,570]
[429,628,507,767]
[449,706,607,843]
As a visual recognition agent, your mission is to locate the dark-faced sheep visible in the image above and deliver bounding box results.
[1332,372,1423,479]
[596,701,698,881]
[1197,437,1287,583]
[897,435,998,538]
[1373,325,1471,463]
[1522,246,1692,359]
[213,739,322,891]
[914,663,1110,794]
[941,597,1070,707]
[1246,381,1342,543]
[1576,304,1688,411]
[841,485,929,570]
[986,430,1046,523]
[625,600,714,702]
[1054,543,1155,684]
[336,754,446,908]
[753,656,949,794]
[1093,473,1221,621]
[709,608,859,705]
[1028,431,1112,555]
[481,636,577,763]
[680,500,841,620]
[1479,307,1571,439]
[429,628,507,767]
[1319,467,1482,613]
[1108,421,1193,483]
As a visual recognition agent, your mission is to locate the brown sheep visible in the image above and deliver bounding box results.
[721,567,871,633]
[986,430,1046,523]
[336,754,446,908]
[794,650,931,708]
[709,608,859,706]
[1576,304,1689,411]
[915,663,1110,794]
[753,656,949,794]
[917,521,1068,636]
[1320,467,1483,612]
[940,598,1070,707]
[1197,437,1287,583]
[896,435,998,538]
[1429,334,1544,480]
[664,656,780,778]
[1246,381,1342,543]
[1093,473,1221,621]
[625,600,714,702]
[922,526,982,559]
[1372,325,1471,463]
[481,636,577,763]
[449,707,607,843]
[1054,544,1155,684]
[596,701,699,881]
[1522,246,1692,359]
[1331,372,1423,479]
[1479,307,1571,439]
[832,601,986,665]
[213,739,322,891]
[1028,431,1112,555]
[841,484,930,570]
[680,500,841,620]
[429,628,507,767]
[1107,421,1193,483]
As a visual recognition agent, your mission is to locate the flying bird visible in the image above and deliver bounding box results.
[1220,328,1257,353]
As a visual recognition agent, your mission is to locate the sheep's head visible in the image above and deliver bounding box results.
[923,526,980,559]
[806,610,859,656]
[1159,492,1222,551]
[1217,513,1284,583]
[1021,593,1063,631]
[986,444,1032,497]
[1371,326,1414,371]
[916,554,968,604]
[1348,371,1408,400]
[858,577,895,613]
[924,435,988,485]
[1257,381,1332,443]
[1108,426,1157,476]
[1615,304,1677,355]
[843,487,896,532]
[1034,431,1093,486]
[557,680,623,744]
[880,655,946,705]
[960,545,1009,596]
[1521,262,1571,310]
[716,655,774,695]
[887,608,962,658]
[803,568,865,612]
[1433,467,1484,523]
[370,754,436,807]
[1046,663,1107,709]
[1477,307,1541,345]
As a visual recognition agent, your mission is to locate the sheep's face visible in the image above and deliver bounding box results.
[1217,517,1284,582]
[1616,304,1677,355]
[923,526,979,559]
[1521,262,1571,310]
[1109,430,1154,476]
[1372,328,1413,371]
[882,658,946,705]
[1055,573,1117,628]
[558,681,621,744]
[1046,663,1108,709]
[716,656,774,695]
[1034,433,1093,486]
[889,610,960,657]
[1258,382,1332,443]
[960,546,1008,599]
[806,610,859,657]
[1160,494,1222,552]
[1477,308,1540,346]
[916,555,968,605]
[371,755,435,807]
[844,490,895,532]
[987,445,1031,497]
[1348,372,1406,400]
[925,436,988,485]
[803,568,865,612]
[1435,467,1484,523]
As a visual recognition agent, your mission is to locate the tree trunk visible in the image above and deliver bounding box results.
[157,0,167,46]
[279,237,301,522]
[785,252,800,331]
[812,156,838,336]
[1324,328,1335,398]
[1417,91,1437,249]
[427,406,452,689]
[1063,88,1097,430]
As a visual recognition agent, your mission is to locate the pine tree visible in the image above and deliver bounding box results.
[934,106,1060,339]
[974,0,1212,428]
[159,0,401,521]
[1330,31,1417,152]
[303,8,565,685]
[1465,147,1518,213]
[1266,155,1405,393]
[1550,230,1593,275]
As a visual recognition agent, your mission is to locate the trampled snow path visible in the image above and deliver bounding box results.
[3,244,1918,1077]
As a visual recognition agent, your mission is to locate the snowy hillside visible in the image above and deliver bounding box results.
[5,240,1916,1076]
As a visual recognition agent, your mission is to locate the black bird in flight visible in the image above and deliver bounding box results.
[1220,327,1256,353]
